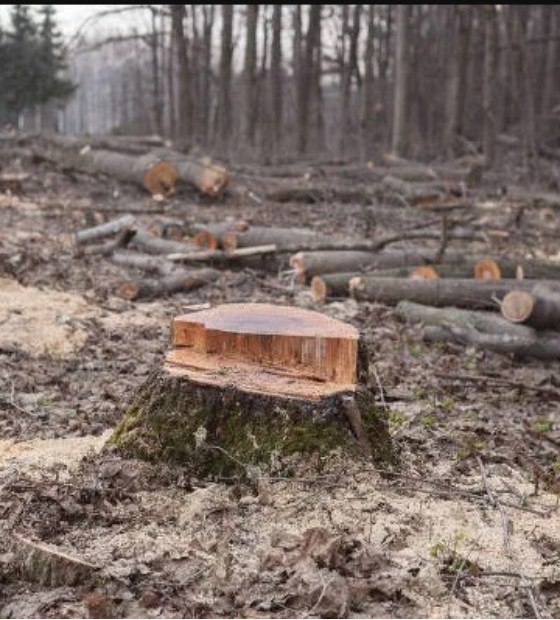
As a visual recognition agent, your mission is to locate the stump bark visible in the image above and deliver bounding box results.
[112,304,392,476]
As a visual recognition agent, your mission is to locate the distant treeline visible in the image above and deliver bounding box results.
[0,5,74,128]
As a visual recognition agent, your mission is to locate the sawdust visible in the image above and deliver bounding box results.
[0,432,111,476]
[0,277,97,356]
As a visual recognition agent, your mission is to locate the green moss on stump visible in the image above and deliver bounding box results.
[111,368,393,478]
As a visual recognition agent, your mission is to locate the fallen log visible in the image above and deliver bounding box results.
[42,133,167,156]
[350,277,543,309]
[290,249,467,283]
[379,176,458,206]
[117,267,220,300]
[131,228,196,255]
[111,303,393,474]
[82,228,136,257]
[474,258,560,281]
[157,151,229,196]
[112,249,176,276]
[149,217,186,241]
[192,221,249,249]
[82,150,178,197]
[395,301,560,360]
[265,186,374,205]
[502,284,560,329]
[221,226,330,252]
[75,214,136,245]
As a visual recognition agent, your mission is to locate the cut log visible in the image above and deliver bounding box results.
[396,301,560,360]
[290,249,466,283]
[131,228,196,255]
[111,303,392,475]
[148,218,185,241]
[192,221,249,250]
[379,176,462,206]
[350,277,544,309]
[502,284,560,329]
[42,133,167,155]
[112,250,176,276]
[82,228,135,257]
[157,151,229,196]
[474,258,560,281]
[265,186,375,205]
[117,268,220,300]
[81,150,178,196]
[222,226,330,252]
[75,214,136,245]
[310,263,490,302]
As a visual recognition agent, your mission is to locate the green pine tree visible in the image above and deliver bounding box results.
[37,5,75,105]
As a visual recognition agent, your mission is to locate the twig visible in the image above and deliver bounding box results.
[476,456,510,548]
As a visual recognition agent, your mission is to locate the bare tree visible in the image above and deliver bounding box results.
[243,5,259,146]
[270,5,283,152]
[392,5,410,156]
[216,4,234,149]
[171,5,191,151]
[482,5,497,167]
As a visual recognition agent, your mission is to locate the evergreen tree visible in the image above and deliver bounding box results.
[37,5,75,104]
[0,5,75,124]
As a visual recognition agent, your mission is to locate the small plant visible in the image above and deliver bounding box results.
[388,410,407,426]
[419,415,437,427]
[35,396,51,408]
[532,418,553,433]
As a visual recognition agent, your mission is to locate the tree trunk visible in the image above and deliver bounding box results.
[244,5,259,147]
[392,5,411,156]
[482,5,497,168]
[362,5,376,159]
[171,5,192,151]
[298,5,322,154]
[270,5,283,153]
[111,304,393,473]
[216,5,234,149]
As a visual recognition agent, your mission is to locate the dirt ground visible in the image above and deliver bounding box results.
[2,154,560,619]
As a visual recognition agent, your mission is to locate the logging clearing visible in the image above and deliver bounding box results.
[4,3,560,613]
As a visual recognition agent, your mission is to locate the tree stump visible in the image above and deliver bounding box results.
[111,304,392,477]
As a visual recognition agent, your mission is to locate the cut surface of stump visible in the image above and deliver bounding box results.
[112,303,391,476]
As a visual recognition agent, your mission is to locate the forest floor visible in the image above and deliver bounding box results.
[1,151,560,619]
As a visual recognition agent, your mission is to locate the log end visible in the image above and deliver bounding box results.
[502,290,534,324]
[311,276,328,302]
[221,231,238,252]
[142,161,178,197]
[290,252,307,284]
[474,259,501,280]
[409,266,440,280]
[117,281,140,301]
[193,230,219,250]
[198,163,229,197]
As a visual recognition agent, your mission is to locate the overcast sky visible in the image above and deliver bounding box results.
[0,5,138,37]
